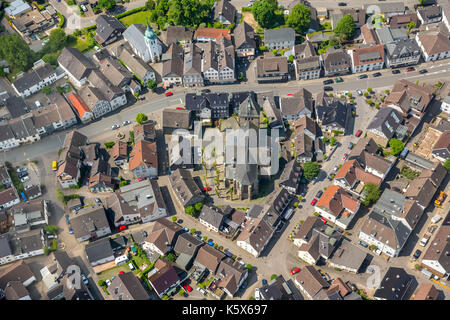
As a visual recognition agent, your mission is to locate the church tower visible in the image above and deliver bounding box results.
[144,21,162,63]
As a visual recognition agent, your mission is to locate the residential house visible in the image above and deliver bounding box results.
[162,108,192,134]
[173,232,203,270]
[0,165,12,187]
[169,169,204,208]
[123,23,162,63]
[361,24,378,45]
[89,173,113,193]
[412,283,440,300]
[213,0,236,25]
[259,275,301,300]
[11,200,49,232]
[185,92,230,120]
[293,115,321,140]
[12,62,57,98]
[69,204,111,242]
[110,272,148,300]
[10,7,56,40]
[4,96,28,119]
[134,120,156,143]
[417,5,442,24]
[106,192,140,228]
[363,2,405,18]
[441,94,450,115]
[421,212,449,277]
[148,262,180,298]
[142,219,183,256]
[385,39,422,68]
[163,26,193,46]
[415,31,450,61]
[94,15,126,46]
[56,130,88,188]
[57,48,96,87]
[67,93,94,123]
[279,159,303,194]
[374,26,408,45]
[215,258,248,297]
[348,44,385,73]
[234,22,256,58]
[320,49,352,76]
[314,185,360,230]
[194,28,231,42]
[99,56,134,92]
[328,239,367,273]
[183,43,204,87]
[112,141,128,165]
[256,92,284,130]
[297,224,342,265]
[443,0,450,32]
[432,131,450,161]
[333,160,382,194]
[293,133,314,163]
[8,116,40,145]
[201,37,236,84]
[199,205,226,232]
[4,0,31,18]
[295,55,321,81]
[7,229,45,262]
[264,28,295,50]
[237,217,274,257]
[389,13,420,29]
[280,88,313,121]
[0,261,36,289]
[193,245,225,274]
[366,107,403,146]
[0,188,20,211]
[129,140,158,179]
[112,43,157,85]
[315,94,350,133]
[4,280,31,300]
[0,124,19,151]
[330,8,366,29]
[373,267,413,300]
[85,238,114,267]
[161,44,184,86]
[255,55,289,83]
[294,265,330,300]
[32,95,77,136]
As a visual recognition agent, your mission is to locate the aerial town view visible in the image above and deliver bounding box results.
[0,0,449,308]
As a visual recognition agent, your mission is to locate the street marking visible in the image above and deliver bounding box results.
[431,278,450,291]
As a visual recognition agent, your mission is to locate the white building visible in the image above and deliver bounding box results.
[416,32,450,62]
[123,23,162,63]
[12,62,57,98]
[441,95,450,114]
[348,44,385,73]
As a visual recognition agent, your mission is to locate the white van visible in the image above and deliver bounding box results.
[128,262,135,270]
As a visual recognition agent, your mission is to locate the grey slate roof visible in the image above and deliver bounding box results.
[58,47,96,81]
[264,28,295,44]
[385,38,421,58]
[122,24,149,59]
[367,107,403,141]
[164,26,193,45]
[199,205,225,229]
[94,15,125,44]
[214,0,236,23]
[12,63,55,93]
[85,238,114,264]
[234,22,256,50]
[5,96,28,119]
[279,159,303,190]
[374,267,412,300]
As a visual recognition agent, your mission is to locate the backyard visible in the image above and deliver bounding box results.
[119,11,154,27]
[97,264,133,282]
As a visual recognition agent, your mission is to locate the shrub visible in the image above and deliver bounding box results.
[119,180,128,188]
[293,202,299,208]
[313,212,319,216]
[270,274,277,280]
[57,12,65,28]
[104,142,115,149]
[115,6,146,19]
[171,216,177,222]
[189,228,196,234]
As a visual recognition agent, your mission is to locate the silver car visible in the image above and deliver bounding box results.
[112,124,120,130]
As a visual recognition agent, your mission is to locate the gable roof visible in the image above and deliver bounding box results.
[350,44,385,66]
[94,15,125,44]
[214,0,236,23]
[164,26,193,45]
[413,283,440,300]
[70,204,109,239]
[315,185,359,217]
[129,140,158,172]
[194,245,225,274]
[194,28,231,41]
[279,159,303,190]
[417,31,450,55]
[216,257,247,296]
[295,265,330,298]
[199,205,225,229]
[264,28,295,44]
[110,272,148,300]
[58,48,96,81]
[148,262,180,296]
[234,22,256,50]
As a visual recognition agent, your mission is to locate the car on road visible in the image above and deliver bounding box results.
[335,77,343,83]
[247,3,252,6]
[323,79,333,85]
[68,226,74,234]
[372,72,382,77]
[333,165,339,173]
[406,66,415,72]
[412,249,422,260]
[65,215,70,225]
[165,91,173,97]
[183,284,193,292]
[348,142,353,150]
[16,167,27,173]
[81,274,89,285]
[392,69,400,74]
[356,89,363,96]
[343,153,349,160]
[255,288,260,300]
[338,2,347,6]
[311,198,318,206]
[358,240,368,248]
[290,267,301,275]
[321,217,327,223]
[419,69,428,74]
[52,161,58,171]
[128,262,135,270]
[262,279,268,286]
[311,177,318,184]
[316,190,323,198]
[117,225,127,232]
[300,190,306,197]
[323,86,333,91]
[95,198,102,204]
[80,4,87,12]
[182,227,189,232]
[358,74,368,79]
[112,124,120,130]
[355,130,362,137]
[122,120,131,126]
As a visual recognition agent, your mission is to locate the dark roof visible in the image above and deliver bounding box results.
[0,260,35,290]
[164,26,193,45]
[234,22,256,50]
[94,15,125,44]
[162,108,191,130]
[173,232,203,257]
[264,28,295,44]
[85,238,114,264]
[214,0,236,23]
[260,275,300,300]
[199,205,225,229]
[70,204,110,240]
[110,272,149,300]
[316,100,349,130]
[194,245,226,274]
[5,96,28,118]
[374,267,412,300]
[295,265,330,299]
[367,107,403,141]
[57,47,96,81]
[279,159,303,190]
[12,63,55,93]
[148,264,180,296]
[4,280,29,300]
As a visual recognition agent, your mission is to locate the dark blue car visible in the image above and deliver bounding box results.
[262,279,268,286]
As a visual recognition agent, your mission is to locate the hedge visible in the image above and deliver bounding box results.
[115,6,146,19]
[241,7,252,12]
[57,12,65,28]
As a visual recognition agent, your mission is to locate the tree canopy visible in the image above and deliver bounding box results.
[167,0,212,28]
[0,34,37,72]
[334,14,355,41]
[389,138,404,156]
[136,113,148,125]
[97,0,116,11]
[41,28,68,54]
[252,0,277,29]
[443,158,450,171]
[362,182,381,206]
[303,161,319,180]
[286,3,311,34]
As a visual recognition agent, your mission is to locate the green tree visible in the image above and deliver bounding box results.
[245,264,252,271]
[98,280,106,287]
[286,3,311,34]
[97,0,116,11]
[145,0,155,10]
[42,86,52,95]
[407,21,416,33]
[44,225,59,235]
[167,0,211,28]
[136,113,148,125]
[362,182,381,206]
[270,274,277,280]
[194,202,203,212]
[444,158,450,171]
[147,79,157,91]
[334,14,355,41]
[119,180,128,187]
[0,34,37,72]
[171,216,177,222]
[303,161,319,181]
[189,228,196,234]
[104,142,115,149]
[389,138,404,156]
[288,54,294,63]
[41,28,68,54]
[272,48,278,56]
[252,0,277,28]
[330,137,336,146]
[42,53,58,67]
[185,205,195,216]
[166,252,176,262]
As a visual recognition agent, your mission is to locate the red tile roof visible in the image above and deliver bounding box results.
[194,28,231,41]
[67,93,92,119]
[129,140,158,172]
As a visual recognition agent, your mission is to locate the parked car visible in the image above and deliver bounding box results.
[333,165,339,172]
[81,274,89,285]
[197,287,207,295]
[406,66,415,72]
[16,167,27,173]
[95,198,102,204]
[419,69,428,74]
[358,240,368,248]
[262,279,268,286]
[254,288,260,300]
[315,190,323,198]
[112,124,120,130]
[391,69,401,74]
[323,86,333,91]
[338,2,347,6]
[80,4,87,12]
[348,142,353,150]
[182,227,189,232]
[165,91,173,97]
[335,77,343,83]
[355,130,362,137]
[358,74,368,79]
[20,176,30,183]
[356,89,363,96]
[372,72,382,77]
[412,249,422,260]
[128,262,135,270]
[290,267,301,275]
[183,284,193,292]
[68,226,74,234]
[122,120,131,126]
[311,177,318,184]
[343,153,349,160]
[18,171,28,178]
[323,79,333,85]
[311,198,318,206]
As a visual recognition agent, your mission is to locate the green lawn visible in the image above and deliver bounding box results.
[97,264,132,282]
[119,11,154,27]
[69,38,93,52]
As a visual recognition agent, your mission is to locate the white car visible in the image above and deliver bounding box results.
[106,279,112,286]
[254,288,260,300]
[81,4,87,12]
[122,120,131,126]
[16,167,27,173]
[356,89,363,96]
[20,176,30,183]
[112,124,120,130]
[197,287,207,295]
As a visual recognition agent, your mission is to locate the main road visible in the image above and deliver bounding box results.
[1,60,449,164]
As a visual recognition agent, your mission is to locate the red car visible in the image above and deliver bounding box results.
[165,91,173,97]
[118,225,127,231]
[119,271,124,275]
[343,153,349,160]
[207,186,211,191]
[287,93,293,96]
[183,284,193,292]
[176,107,183,110]
[290,267,301,275]
[138,177,146,182]
[355,130,362,137]
[406,67,415,72]
[311,198,318,206]
[321,218,327,224]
